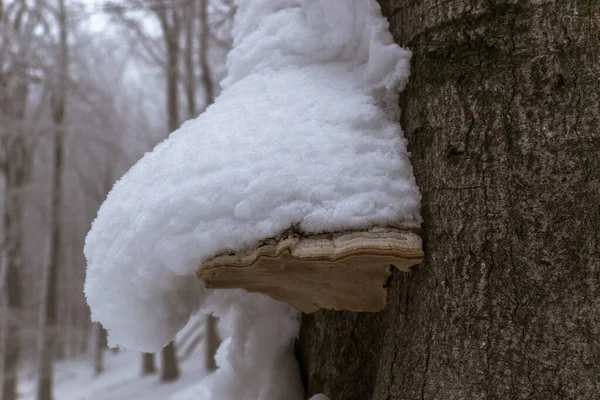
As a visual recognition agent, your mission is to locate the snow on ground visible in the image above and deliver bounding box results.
[18,350,206,400]
[17,316,212,400]
[84,1,419,399]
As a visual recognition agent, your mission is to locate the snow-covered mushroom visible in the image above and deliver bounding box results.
[84,1,421,399]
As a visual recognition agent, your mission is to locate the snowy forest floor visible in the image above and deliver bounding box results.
[16,316,209,400]
[18,349,207,400]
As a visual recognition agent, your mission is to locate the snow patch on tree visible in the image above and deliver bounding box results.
[85,0,420,398]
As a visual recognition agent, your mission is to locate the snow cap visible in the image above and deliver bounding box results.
[84,0,419,353]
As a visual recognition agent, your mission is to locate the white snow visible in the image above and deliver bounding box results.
[168,290,302,400]
[84,0,419,399]
[18,316,209,400]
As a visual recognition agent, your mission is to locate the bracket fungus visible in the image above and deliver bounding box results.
[197,228,423,313]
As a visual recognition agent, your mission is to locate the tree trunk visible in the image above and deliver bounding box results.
[1,252,22,400]
[37,1,68,399]
[78,309,89,355]
[198,0,214,108]
[297,1,600,399]
[204,315,218,372]
[1,151,26,400]
[142,353,156,376]
[0,6,31,395]
[197,1,219,370]
[93,323,107,376]
[184,0,196,119]
[164,16,180,133]
[153,8,184,382]
[160,341,180,382]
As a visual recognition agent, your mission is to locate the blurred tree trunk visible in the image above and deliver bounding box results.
[142,353,156,376]
[154,3,183,381]
[197,0,219,372]
[93,323,107,376]
[0,4,32,398]
[184,0,196,119]
[160,342,180,382]
[37,0,68,399]
[198,0,214,109]
[0,80,27,400]
[91,165,114,375]
[78,308,89,355]
[298,1,600,399]
[155,2,181,134]
[2,222,23,400]
[204,314,218,372]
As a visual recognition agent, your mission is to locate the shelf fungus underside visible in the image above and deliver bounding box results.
[197,228,423,313]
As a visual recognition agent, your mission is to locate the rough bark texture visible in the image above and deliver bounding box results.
[297,1,600,399]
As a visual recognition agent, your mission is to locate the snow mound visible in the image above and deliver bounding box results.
[85,0,418,371]
[170,290,302,400]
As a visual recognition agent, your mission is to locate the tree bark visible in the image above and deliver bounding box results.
[298,1,600,399]
[160,341,180,382]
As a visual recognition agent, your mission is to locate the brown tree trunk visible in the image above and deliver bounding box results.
[161,10,180,133]
[2,240,22,400]
[184,0,196,119]
[93,323,107,376]
[198,0,214,108]
[0,5,32,396]
[1,92,27,400]
[142,353,156,376]
[204,315,218,372]
[160,341,180,382]
[298,1,600,399]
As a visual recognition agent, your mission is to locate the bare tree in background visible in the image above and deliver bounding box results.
[198,0,218,374]
[105,1,181,379]
[0,0,194,394]
[198,0,214,109]
[92,323,107,376]
[154,0,182,381]
[183,0,196,118]
[0,1,47,398]
[37,0,68,398]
